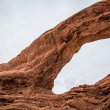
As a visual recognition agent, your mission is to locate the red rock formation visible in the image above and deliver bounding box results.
[0,0,110,110]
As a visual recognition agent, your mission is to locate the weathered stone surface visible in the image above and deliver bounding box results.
[0,0,110,110]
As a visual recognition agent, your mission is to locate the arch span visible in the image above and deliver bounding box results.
[0,0,110,93]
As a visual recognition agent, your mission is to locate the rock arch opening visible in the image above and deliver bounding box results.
[53,38,110,94]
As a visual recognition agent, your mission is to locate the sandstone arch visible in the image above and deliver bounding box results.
[0,0,110,109]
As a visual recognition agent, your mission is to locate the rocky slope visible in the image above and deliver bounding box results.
[0,0,110,110]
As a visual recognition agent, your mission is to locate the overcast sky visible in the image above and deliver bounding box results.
[1,0,109,94]
[0,0,100,63]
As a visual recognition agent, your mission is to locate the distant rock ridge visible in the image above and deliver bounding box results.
[0,0,110,110]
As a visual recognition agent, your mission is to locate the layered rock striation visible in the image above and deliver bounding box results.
[0,0,110,110]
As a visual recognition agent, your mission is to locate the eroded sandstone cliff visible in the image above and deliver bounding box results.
[0,0,110,110]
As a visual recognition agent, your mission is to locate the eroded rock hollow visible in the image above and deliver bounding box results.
[0,0,110,110]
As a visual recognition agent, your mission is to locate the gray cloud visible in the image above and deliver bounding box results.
[53,38,110,94]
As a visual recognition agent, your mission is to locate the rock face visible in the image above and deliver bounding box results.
[0,0,110,110]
